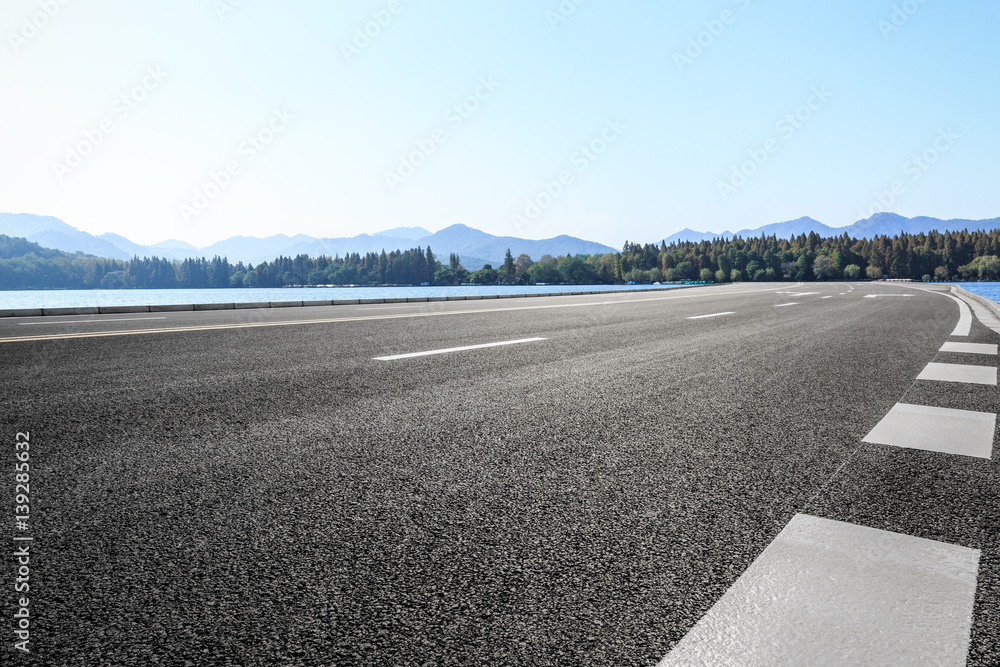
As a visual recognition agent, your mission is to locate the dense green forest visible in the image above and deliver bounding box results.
[3,228,1000,290]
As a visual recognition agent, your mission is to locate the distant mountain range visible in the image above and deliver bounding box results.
[663,212,1000,245]
[4,212,997,270]
[0,213,617,270]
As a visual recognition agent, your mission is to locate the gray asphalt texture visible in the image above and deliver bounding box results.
[2,282,997,665]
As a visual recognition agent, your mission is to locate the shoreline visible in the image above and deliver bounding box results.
[0,284,708,318]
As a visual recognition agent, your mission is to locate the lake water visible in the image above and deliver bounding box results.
[0,284,687,309]
[5,282,998,309]
[954,282,1000,305]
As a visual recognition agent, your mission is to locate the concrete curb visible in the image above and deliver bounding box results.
[98,305,151,314]
[0,284,711,318]
[149,304,195,312]
[193,303,236,311]
[42,307,99,316]
[0,308,44,317]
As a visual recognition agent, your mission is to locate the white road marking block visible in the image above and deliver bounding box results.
[863,294,912,298]
[821,296,833,299]
[775,303,798,308]
[659,514,980,667]
[863,403,996,459]
[940,342,998,355]
[917,362,997,386]
[686,312,735,320]
[373,337,547,361]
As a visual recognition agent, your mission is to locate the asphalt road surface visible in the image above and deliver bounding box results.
[2,282,997,665]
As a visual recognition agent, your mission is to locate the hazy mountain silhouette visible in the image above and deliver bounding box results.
[0,213,613,269]
[5,212,996,269]
[662,213,1000,244]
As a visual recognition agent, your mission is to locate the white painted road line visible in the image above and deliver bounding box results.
[775,303,798,308]
[917,362,997,386]
[821,296,833,299]
[863,403,996,459]
[940,341,998,355]
[686,312,735,320]
[937,292,972,337]
[659,514,980,667]
[863,294,913,298]
[373,337,547,361]
[17,317,168,326]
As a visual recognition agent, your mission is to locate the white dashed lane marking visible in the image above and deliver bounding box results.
[659,514,980,666]
[664,290,995,664]
[373,337,547,361]
[686,312,735,320]
[863,403,996,459]
[775,303,798,308]
[916,362,997,386]
[940,341,998,355]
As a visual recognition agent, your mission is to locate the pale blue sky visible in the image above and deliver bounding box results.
[1,0,997,248]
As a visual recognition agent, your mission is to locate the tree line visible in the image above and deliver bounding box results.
[3,228,1000,290]
[618,228,1000,283]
